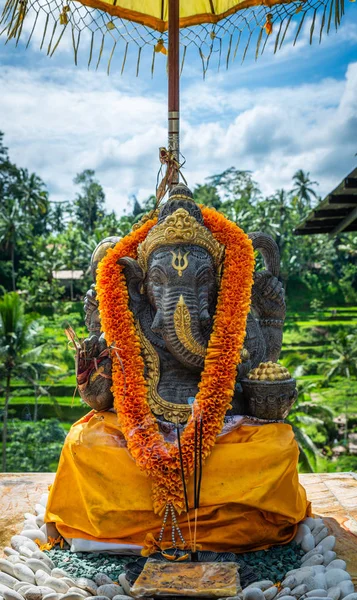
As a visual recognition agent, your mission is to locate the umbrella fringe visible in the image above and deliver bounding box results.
[0,0,346,75]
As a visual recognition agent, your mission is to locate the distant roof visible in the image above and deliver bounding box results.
[53,270,84,280]
[294,167,357,236]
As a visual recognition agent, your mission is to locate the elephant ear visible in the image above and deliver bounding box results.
[118,256,145,312]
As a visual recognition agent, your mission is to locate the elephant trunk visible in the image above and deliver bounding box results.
[161,290,208,372]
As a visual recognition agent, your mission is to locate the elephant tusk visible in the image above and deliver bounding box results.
[173,295,206,359]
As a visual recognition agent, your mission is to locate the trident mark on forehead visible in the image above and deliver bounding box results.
[171,250,189,277]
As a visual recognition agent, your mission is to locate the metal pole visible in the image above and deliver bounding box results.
[168,0,180,184]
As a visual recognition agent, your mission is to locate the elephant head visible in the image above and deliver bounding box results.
[120,184,224,372]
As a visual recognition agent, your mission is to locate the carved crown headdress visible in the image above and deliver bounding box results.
[137,184,225,273]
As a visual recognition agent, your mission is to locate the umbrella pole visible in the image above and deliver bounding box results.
[168,0,180,184]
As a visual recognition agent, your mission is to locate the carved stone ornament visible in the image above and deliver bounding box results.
[137,208,225,273]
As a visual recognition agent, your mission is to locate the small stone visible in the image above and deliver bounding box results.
[13,584,28,592]
[302,547,323,564]
[312,574,327,591]
[21,524,39,533]
[11,539,36,554]
[327,587,341,600]
[75,579,97,595]
[0,560,16,577]
[35,505,45,517]
[118,575,130,597]
[39,495,49,509]
[306,597,332,600]
[35,572,49,587]
[0,573,18,589]
[264,588,278,600]
[4,550,19,558]
[12,565,35,586]
[26,562,51,577]
[247,583,274,592]
[243,589,265,600]
[18,549,33,560]
[326,562,346,572]
[291,585,308,598]
[303,556,324,568]
[275,597,295,600]
[323,553,337,566]
[306,591,327,597]
[112,596,132,600]
[60,594,84,600]
[337,581,354,599]
[301,534,315,553]
[303,518,317,531]
[320,538,336,553]
[94,574,113,587]
[42,595,61,600]
[66,588,90,597]
[282,578,298,590]
[3,589,25,600]
[338,596,357,600]
[7,559,22,566]
[0,586,16,598]
[44,578,69,594]
[62,580,76,589]
[31,554,54,571]
[276,590,291,599]
[295,525,312,545]
[51,569,71,580]
[35,517,44,529]
[325,571,350,589]
[23,588,42,600]
[97,585,122,599]
[24,515,37,524]
[16,585,32,595]
[19,532,46,545]
[314,529,329,546]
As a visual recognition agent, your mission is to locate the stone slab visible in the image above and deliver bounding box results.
[0,472,356,586]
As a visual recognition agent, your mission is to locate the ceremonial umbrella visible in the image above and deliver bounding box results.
[0,0,351,186]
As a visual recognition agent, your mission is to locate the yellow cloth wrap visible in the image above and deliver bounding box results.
[45,412,311,552]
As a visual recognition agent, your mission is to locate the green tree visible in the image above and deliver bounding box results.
[15,168,49,235]
[292,169,319,216]
[3,419,65,472]
[0,200,29,291]
[322,331,357,445]
[0,293,49,471]
[193,184,222,209]
[73,170,105,235]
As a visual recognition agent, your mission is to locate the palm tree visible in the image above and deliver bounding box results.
[0,292,50,470]
[322,331,357,445]
[292,170,319,215]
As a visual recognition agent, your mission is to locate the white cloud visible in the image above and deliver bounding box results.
[0,38,356,213]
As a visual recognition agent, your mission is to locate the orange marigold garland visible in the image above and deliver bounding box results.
[96,207,255,514]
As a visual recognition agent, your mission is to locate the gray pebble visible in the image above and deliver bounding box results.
[282,578,298,589]
[302,547,323,564]
[303,556,324,568]
[305,597,332,600]
[26,563,50,577]
[275,596,295,600]
[118,576,130,597]
[263,587,278,600]
[60,594,85,600]
[42,594,61,600]
[94,575,113,587]
[15,586,32,596]
[75,579,97,595]
[19,532,45,545]
[325,572,350,588]
[0,585,15,597]
[0,574,18,589]
[23,590,42,600]
[327,587,341,600]
[30,556,53,572]
[296,525,312,545]
[97,585,123,599]
[18,550,32,561]
[4,550,18,558]
[319,538,336,553]
[44,578,69,594]
[312,575,327,591]
[50,569,70,580]
[303,518,317,531]
[302,534,315,553]
[112,596,133,600]
[323,553,337,566]
[13,585,28,593]
[3,589,25,600]
[66,588,90,597]
[338,597,357,600]
[10,540,36,555]
[291,585,308,597]
[305,591,327,598]
[0,561,15,578]
[337,581,354,599]
[276,590,291,599]
[246,583,274,592]
[314,529,329,546]
[326,562,346,572]
[243,589,265,600]
[34,573,49,588]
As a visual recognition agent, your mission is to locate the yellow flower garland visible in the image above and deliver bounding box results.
[96,207,255,514]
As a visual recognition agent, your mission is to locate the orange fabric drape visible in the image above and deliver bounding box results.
[46,412,310,552]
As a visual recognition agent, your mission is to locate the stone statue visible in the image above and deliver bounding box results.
[77,184,295,423]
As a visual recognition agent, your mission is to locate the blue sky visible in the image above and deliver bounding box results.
[0,2,356,214]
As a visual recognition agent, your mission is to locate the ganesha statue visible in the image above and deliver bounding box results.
[45,184,310,555]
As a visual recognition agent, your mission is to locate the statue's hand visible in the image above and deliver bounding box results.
[77,333,113,411]
[78,334,108,374]
[251,271,286,321]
